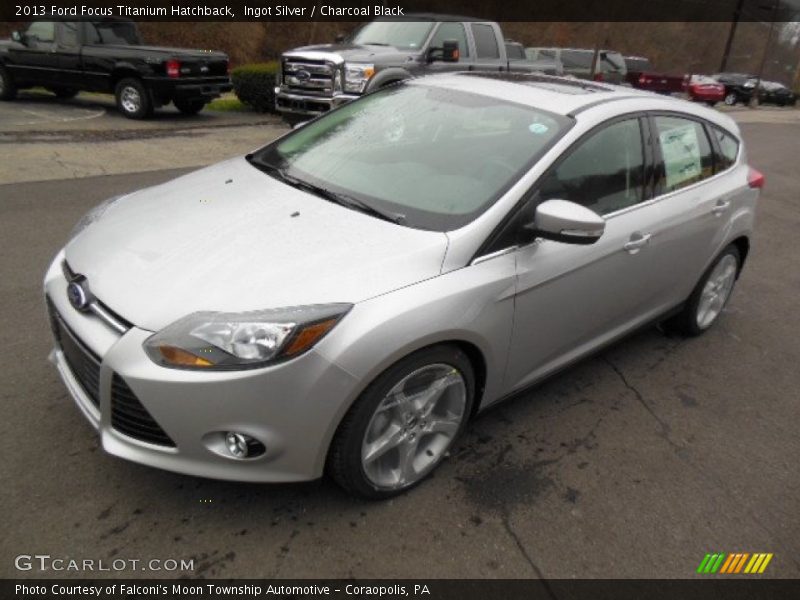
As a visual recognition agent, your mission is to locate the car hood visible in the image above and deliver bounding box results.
[286,43,416,64]
[64,158,448,332]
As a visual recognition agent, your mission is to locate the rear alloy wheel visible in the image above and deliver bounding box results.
[667,245,741,336]
[115,78,153,119]
[724,92,738,106]
[0,65,17,101]
[174,98,206,115]
[328,345,474,499]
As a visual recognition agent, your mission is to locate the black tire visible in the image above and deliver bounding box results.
[666,245,741,337]
[174,98,206,115]
[48,87,79,99]
[114,77,153,119]
[327,344,475,499]
[0,65,17,101]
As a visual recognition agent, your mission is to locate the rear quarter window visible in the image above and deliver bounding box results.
[711,127,740,172]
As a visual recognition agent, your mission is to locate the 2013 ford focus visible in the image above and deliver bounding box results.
[45,73,763,498]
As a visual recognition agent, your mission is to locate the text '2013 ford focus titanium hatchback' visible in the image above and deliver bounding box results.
[45,73,763,498]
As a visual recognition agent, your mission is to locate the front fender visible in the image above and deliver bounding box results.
[365,67,411,92]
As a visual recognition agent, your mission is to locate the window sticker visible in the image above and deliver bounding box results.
[659,123,702,190]
[529,123,549,135]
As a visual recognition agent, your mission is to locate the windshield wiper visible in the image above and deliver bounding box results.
[247,156,406,225]
[360,42,390,46]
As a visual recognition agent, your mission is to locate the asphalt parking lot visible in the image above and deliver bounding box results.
[1,99,799,580]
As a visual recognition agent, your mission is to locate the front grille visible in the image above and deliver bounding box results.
[111,375,175,447]
[47,298,101,409]
[283,58,337,96]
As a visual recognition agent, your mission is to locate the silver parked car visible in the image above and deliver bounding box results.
[45,73,763,498]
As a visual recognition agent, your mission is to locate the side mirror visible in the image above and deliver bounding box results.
[528,199,605,245]
[334,33,346,44]
[427,40,460,63]
[441,40,460,62]
[12,31,26,45]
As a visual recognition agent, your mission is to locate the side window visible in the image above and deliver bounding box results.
[59,22,80,47]
[25,21,55,43]
[471,24,500,59]
[539,119,645,216]
[429,22,469,58]
[711,126,739,172]
[561,50,593,69]
[654,116,714,192]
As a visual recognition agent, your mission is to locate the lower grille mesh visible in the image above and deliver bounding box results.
[48,299,101,409]
[111,375,176,447]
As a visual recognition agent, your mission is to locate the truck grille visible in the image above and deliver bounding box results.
[283,59,337,96]
[111,374,176,448]
[48,299,101,409]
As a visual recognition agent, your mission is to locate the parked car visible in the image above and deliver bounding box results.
[275,16,556,123]
[525,47,627,84]
[713,72,757,106]
[623,55,687,94]
[757,80,796,106]
[0,18,232,118]
[506,40,563,75]
[687,74,726,106]
[47,72,762,498]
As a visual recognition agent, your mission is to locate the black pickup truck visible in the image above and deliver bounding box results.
[275,16,560,122]
[0,18,232,119]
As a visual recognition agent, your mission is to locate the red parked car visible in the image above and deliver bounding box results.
[687,75,725,106]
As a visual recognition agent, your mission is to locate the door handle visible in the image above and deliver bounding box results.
[623,232,652,254]
[711,199,731,216]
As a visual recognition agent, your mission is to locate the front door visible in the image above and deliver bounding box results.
[505,116,664,392]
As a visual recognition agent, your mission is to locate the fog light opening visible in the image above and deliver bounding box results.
[224,432,266,459]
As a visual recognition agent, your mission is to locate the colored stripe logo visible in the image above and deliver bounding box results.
[697,553,773,574]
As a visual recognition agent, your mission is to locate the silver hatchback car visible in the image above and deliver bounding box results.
[45,73,763,498]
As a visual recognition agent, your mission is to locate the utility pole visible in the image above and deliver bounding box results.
[720,0,746,72]
[750,0,781,107]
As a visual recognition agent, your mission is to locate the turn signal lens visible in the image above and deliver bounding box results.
[281,319,338,357]
[158,345,214,367]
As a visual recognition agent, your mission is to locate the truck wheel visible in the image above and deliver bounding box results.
[0,65,18,101]
[48,87,79,99]
[115,78,153,119]
[173,98,206,115]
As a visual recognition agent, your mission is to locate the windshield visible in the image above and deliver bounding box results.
[350,21,435,49]
[250,83,571,231]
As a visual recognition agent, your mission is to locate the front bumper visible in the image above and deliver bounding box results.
[44,252,360,483]
[275,87,359,116]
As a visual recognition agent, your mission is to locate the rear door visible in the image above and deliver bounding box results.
[504,115,665,392]
[641,114,740,310]
[468,23,503,71]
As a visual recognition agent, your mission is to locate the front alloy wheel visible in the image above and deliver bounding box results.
[724,92,738,106]
[328,345,474,499]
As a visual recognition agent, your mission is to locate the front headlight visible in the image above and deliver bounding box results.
[68,195,123,242]
[344,63,375,93]
[143,304,351,370]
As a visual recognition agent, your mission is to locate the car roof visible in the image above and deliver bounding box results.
[412,72,738,132]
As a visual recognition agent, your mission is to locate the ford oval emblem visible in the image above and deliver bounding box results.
[295,70,311,82]
[67,278,92,312]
